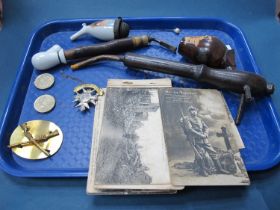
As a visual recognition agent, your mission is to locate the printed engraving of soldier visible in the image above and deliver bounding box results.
[159,88,250,186]
[180,106,231,177]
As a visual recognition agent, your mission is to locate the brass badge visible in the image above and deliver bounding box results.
[9,120,63,160]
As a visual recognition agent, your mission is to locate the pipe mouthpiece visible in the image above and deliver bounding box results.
[71,64,79,70]
[149,37,177,53]
[70,23,88,41]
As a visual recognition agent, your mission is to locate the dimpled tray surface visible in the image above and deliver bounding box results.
[0,18,279,177]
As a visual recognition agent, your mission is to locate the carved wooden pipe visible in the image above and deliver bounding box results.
[71,53,275,124]
[178,36,236,68]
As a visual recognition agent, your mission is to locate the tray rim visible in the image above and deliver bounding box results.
[0,17,279,177]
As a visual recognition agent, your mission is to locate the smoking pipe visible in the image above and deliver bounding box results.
[71,53,275,124]
[178,36,236,69]
[70,17,130,41]
[31,35,176,70]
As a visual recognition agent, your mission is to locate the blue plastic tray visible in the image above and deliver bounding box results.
[0,17,279,177]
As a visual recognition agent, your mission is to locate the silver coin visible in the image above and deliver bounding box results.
[34,95,56,113]
[34,73,55,90]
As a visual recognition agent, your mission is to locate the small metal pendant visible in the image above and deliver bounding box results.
[73,84,104,111]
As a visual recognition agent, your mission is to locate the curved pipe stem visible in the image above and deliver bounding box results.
[71,54,123,70]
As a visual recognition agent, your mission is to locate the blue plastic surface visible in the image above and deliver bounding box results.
[0,17,279,177]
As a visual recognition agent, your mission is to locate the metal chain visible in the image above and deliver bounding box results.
[60,70,85,84]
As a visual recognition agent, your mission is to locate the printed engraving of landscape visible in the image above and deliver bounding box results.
[159,88,250,186]
[94,88,172,189]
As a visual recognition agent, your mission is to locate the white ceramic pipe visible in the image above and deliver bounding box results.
[70,21,115,41]
[31,45,67,70]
